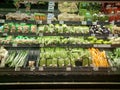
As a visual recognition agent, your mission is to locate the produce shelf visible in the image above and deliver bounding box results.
[17,0,120,2]
[5,20,36,25]
[0,67,118,76]
[0,32,37,37]
[0,32,119,37]
[0,44,40,48]
[1,44,120,48]
[42,33,118,37]
[1,19,120,26]
[47,21,120,26]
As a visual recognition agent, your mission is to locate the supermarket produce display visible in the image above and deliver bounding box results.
[0,1,120,88]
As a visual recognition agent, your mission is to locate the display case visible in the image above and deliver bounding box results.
[0,0,120,89]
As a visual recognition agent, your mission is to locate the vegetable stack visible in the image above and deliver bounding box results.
[89,48,109,67]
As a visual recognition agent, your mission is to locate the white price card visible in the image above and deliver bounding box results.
[114,34,118,37]
[30,67,35,71]
[39,33,43,36]
[109,34,113,37]
[92,22,97,25]
[0,19,5,23]
[59,21,64,24]
[39,67,44,71]
[93,44,98,47]
[110,21,115,25]
[93,67,99,71]
[3,33,7,36]
[105,20,109,22]
[91,34,95,36]
[111,67,117,71]
[66,67,71,71]
[12,43,17,47]
[47,20,52,24]
[98,44,111,48]
[15,67,20,71]
[82,21,87,25]
[40,44,44,47]
[97,44,111,48]
[37,20,42,24]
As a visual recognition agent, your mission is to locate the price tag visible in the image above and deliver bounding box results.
[39,33,43,36]
[97,44,111,48]
[3,33,7,36]
[111,67,117,71]
[30,67,35,71]
[93,44,98,47]
[110,21,115,25]
[39,67,44,71]
[0,19,5,23]
[15,67,20,71]
[109,34,113,37]
[40,44,44,47]
[114,34,118,37]
[91,34,95,36]
[82,21,87,25]
[66,67,71,71]
[12,43,17,47]
[92,22,97,25]
[47,20,51,24]
[37,20,42,24]
[93,67,99,71]
[59,21,64,24]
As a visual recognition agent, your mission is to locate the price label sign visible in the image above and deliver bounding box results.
[15,67,20,71]
[92,22,97,25]
[93,67,99,71]
[97,44,111,48]
[40,44,44,47]
[39,67,44,71]
[93,44,98,47]
[30,67,35,71]
[91,34,95,36]
[109,34,113,37]
[114,34,118,37]
[0,19,5,23]
[39,33,43,36]
[37,20,42,24]
[3,33,7,36]
[66,67,71,71]
[111,67,117,71]
[12,43,17,47]
[59,21,64,24]
[82,21,87,25]
[110,21,115,25]
[47,20,51,24]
